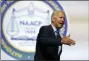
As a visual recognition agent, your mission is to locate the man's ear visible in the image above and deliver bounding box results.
[52,17,56,22]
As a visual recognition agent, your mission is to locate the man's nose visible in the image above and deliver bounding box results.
[61,18,64,22]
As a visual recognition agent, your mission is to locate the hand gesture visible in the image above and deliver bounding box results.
[61,36,75,46]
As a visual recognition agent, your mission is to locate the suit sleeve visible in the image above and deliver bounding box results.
[37,26,61,46]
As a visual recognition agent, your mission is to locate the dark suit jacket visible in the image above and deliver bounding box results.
[34,25,62,61]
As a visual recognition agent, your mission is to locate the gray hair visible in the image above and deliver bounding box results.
[51,10,65,23]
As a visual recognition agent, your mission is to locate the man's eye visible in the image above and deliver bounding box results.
[59,17,62,18]
[59,17,65,20]
[59,17,63,19]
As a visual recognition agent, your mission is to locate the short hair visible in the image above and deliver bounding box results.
[51,10,65,23]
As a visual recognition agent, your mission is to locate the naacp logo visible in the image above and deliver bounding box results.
[1,1,69,60]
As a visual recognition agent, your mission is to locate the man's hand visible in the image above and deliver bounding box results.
[61,36,75,46]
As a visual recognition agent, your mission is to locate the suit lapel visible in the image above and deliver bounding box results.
[48,25,56,39]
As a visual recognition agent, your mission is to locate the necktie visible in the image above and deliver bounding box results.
[55,29,61,45]
[55,29,62,55]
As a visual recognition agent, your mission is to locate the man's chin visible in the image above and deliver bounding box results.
[57,24,63,28]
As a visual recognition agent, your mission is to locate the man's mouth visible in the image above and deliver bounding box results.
[60,22,64,25]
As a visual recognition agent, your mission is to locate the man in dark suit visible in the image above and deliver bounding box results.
[34,10,75,61]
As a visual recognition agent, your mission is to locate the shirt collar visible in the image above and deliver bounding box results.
[51,24,57,32]
[51,24,63,38]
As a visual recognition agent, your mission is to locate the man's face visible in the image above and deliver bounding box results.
[52,11,65,28]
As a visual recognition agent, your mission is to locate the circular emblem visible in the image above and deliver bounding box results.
[1,1,69,60]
